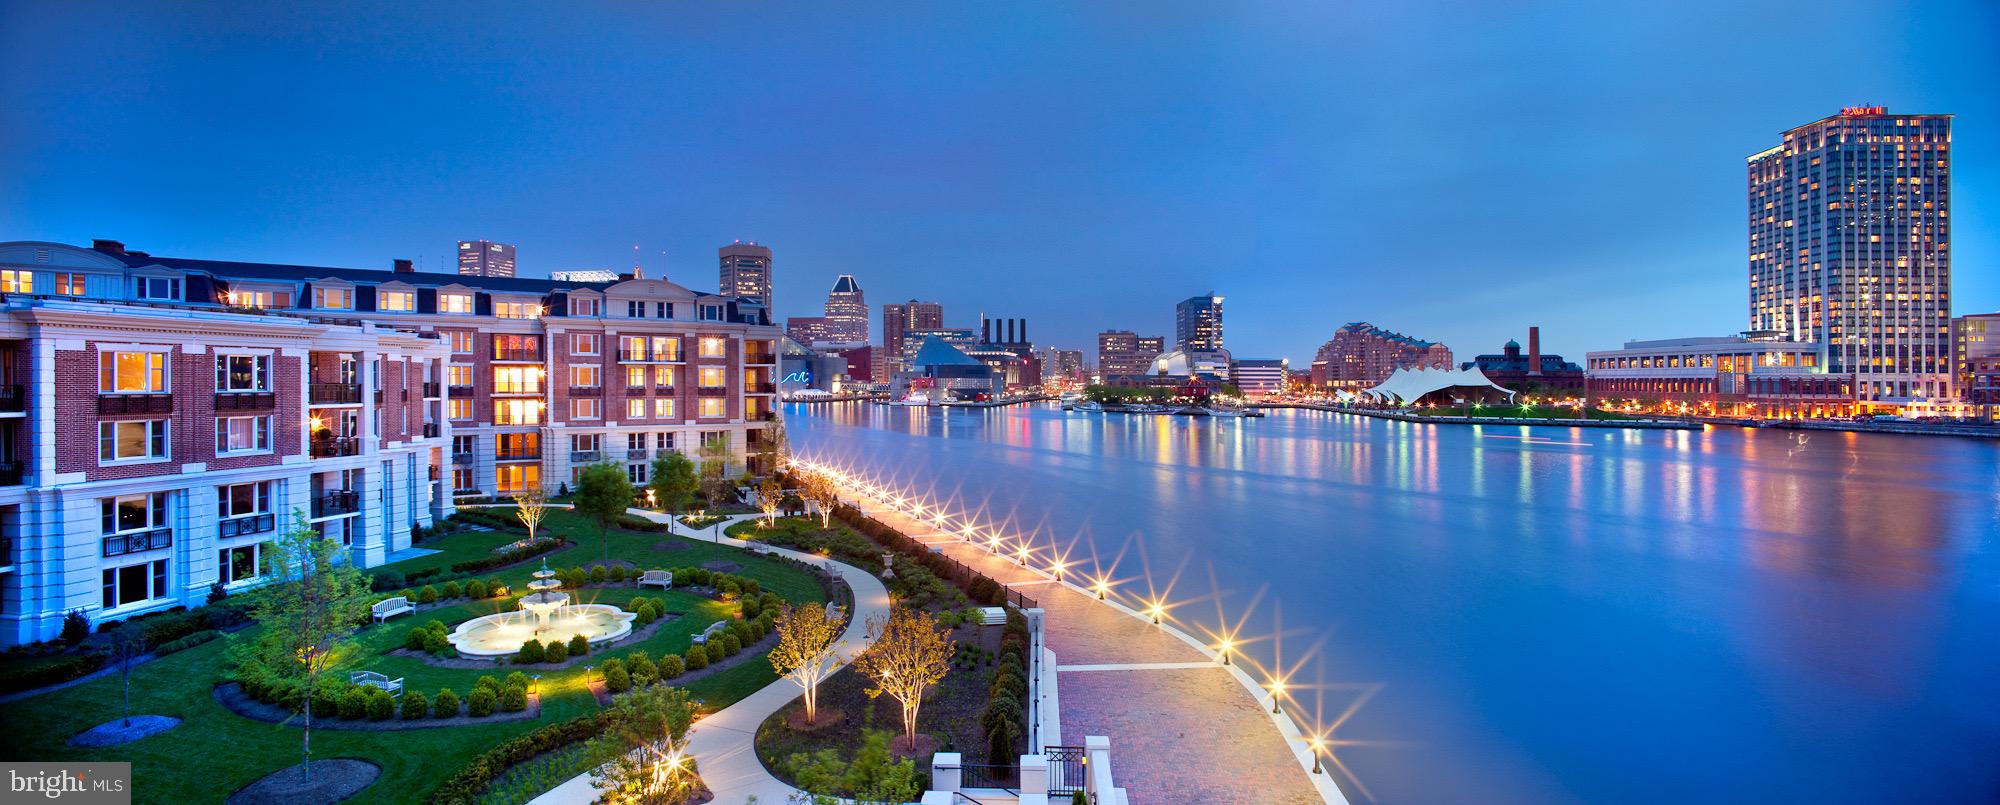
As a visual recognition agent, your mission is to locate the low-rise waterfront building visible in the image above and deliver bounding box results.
[1309,322,1453,391]
[1096,330,1163,380]
[1231,358,1289,397]
[1462,327,1585,396]
[1584,335,1854,417]
[0,239,781,645]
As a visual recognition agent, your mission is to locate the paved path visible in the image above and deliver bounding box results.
[848,497,1342,805]
[531,509,892,805]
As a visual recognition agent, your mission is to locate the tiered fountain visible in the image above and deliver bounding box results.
[447,558,638,657]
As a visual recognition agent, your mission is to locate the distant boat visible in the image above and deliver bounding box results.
[1175,405,1210,416]
[1073,400,1104,412]
[1207,407,1245,417]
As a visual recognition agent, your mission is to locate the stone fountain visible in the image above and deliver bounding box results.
[447,558,637,657]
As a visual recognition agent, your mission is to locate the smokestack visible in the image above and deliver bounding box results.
[91,239,126,254]
[1527,326,1543,376]
[393,259,414,273]
[982,318,991,344]
[1020,319,1029,344]
[1006,318,1016,344]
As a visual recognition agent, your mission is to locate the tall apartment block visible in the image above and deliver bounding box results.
[1097,330,1164,378]
[822,275,867,343]
[881,300,943,378]
[0,239,780,645]
[457,240,517,278]
[1309,322,1452,389]
[1176,294,1224,352]
[1747,107,1952,402]
[719,241,774,309]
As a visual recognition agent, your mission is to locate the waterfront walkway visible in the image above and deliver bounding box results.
[852,499,1340,805]
[530,510,892,805]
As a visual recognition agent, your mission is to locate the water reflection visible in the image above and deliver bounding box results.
[790,402,2000,804]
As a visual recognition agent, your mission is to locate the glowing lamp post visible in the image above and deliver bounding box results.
[1049,561,1065,582]
[1215,637,1233,665]
[1014,545,1030,566]
[1308,735,1324,775]
[1092,578,1111,600]
[1267,677,1286,714]
[1146,600,1165,625]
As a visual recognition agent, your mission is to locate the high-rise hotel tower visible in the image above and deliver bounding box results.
[719,241,774,308]
[1747,107,1952,402]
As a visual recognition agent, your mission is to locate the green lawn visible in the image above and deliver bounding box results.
[0,509,825,805]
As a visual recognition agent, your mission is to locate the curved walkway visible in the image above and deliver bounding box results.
[530,509,893,805]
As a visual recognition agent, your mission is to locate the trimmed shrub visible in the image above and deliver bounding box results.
[311,680,344,718]
[441,580,463,599]
[402,690,430,720]
[587,565,608,584]
[60,611,91,645]
[485,578,504,597]
[719,633,742,657]
[433,688,461,718]
[634,603,658,626]
[465,579,488,599]
[427,712,618,803]
[609,565,631,582]
[423,628,453,657]
[543,639,569,663]
[740,597,762,620]
[684,645,708,671]
[500,683,528,712]
[467,687,496,717]
[474,675,503,695]
[659,654,685,679]
[629,653,659,686]
[515,639,544,664]
[715,578,741,601]
[602,659,632,693]
[406,625,433,651]
[417,585,440,604]
[506,671,530,691]
[339,686,370,719]
[154,629,219,656]
[1,651,107,696]
[740,578,761,598]
[372,570,406,592]
[729,621,755,645]
[367,687,396,720]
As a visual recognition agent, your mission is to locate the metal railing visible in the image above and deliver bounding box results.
[495,446,542,461]
[698,386,728,397]
[310,436,360,458]
[423,381,441,398]
[97,393,172,414]
[1044,746,1087,797]
[624,386,649,397]
[626,448,652,461]
[654,385,678,395]
[219,512,277,539]
[571,385,603,396]
[102,528,173,558]
[312,490,360,518]
[0,384,25,412]
[960,763,1018,792]
[493,347,542,362]
[214,391,276,411]
[750,382,777,394]
[309,382,362,404]
[570,450,603,463]
[0,460,21,486]
[447,384,474,398]
[422,422,440,438]
[745,351,777,364]
[451,452,476,466]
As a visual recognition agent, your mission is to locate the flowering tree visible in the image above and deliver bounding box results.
[755,476,784,527]
[768,603,844,726]
[856,608,954,751]
[513,486,550,542]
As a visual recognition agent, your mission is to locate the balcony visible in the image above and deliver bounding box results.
[619,351,681,364]
[451,451,476,466]
[219,512,277,539]
[214,391,276,411]
[309,382,362,405]
[312,490,360,518]
[750,382,777,394]
[570,450,603,464]
[624,385,648,397]
[0,385,23,412]
[98,393,172,415]
[745,350,776,365]
[310,436,361,458]
[625,448,651,461]
[571,385,603,396]
[447,383,474,399]
[422,423,440,438]
[0,460,22,485]
[493,385,544,397]
[495,445,542,461]
[698,386,728,397]
[102,528,173,558]
[654,385,678,396]
[423,381,441,399]
[754,410,780,422]
[493,347,542,363]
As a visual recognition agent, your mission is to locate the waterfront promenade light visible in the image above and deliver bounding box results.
[1267,676,1287,714]
[1146,599,1166,625]
[1215,636,1234,665]
[1308,734,1325,774]
[1049,560,1066,581]
[1091,576,1112,600]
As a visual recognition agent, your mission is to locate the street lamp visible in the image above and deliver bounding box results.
[1091,577,1111,600]
[1267,676,1286,714]
[1308,735,1324,775]
[1215,637,1233,665]
[1049,561,1065,582]
[1146,600,1166,625]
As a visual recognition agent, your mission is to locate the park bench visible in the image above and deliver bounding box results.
[372,596,414,622]
[690,621,729,645]
[637,569,674,590]
[350,670,404,698]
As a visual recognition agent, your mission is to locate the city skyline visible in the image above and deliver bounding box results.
[4,3,1997,365]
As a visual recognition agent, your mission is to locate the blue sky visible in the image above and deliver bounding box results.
[3,1,1995,363]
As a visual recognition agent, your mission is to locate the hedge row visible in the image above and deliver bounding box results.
[0,652,107,695]
[829,502,1014,607]
[427,711,615,804]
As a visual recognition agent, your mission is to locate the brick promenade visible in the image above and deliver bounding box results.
[859,502,1333,805]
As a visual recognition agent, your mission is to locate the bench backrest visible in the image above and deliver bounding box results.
[373,597,409,612]
[704,621,727,637]
[642,570,670,580]
[352,671,386,683]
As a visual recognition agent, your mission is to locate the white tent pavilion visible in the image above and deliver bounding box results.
[1362,366,1517,406]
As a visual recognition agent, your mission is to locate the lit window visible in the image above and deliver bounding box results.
[699,398,725,418]
[448,399,472,420]
[699,337,726,358]
[620,336,649,361]
[440,293,474,314]
[495,301,541,319]
[627,399,646,419]
[215,354,269,391]
[699,366,727,388]
[449,331,475,353]
[379,290,415,312]
[100,351,168,393]
[655,398,674,419]
[227,288,287,308]
[216,416,271,453]
[653,337,681,361]
[571,333,600,355]
[496,464,540,495]
[100,420,168,462]
[54,273,86,295]
[0,270,31,293]
[570,365,600,387]
[447,364,473,387]
[655,366,674,387]
[312,286,353,310]
[570,297,601,316]
[493,366,544,394]
[625,366,647,388]
[572,398,601,420]
[494,399,543,425]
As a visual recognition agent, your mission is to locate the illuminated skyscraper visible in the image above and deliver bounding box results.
[719,241,774,308]
[1747,106,1953,402]
[881,299,944,376]
[457,240,516,277]
[822,275,867,343]
[1176,294,1224,351]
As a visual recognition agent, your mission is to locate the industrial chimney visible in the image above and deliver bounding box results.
[1527,327,1543,376]
[393,259,414,273]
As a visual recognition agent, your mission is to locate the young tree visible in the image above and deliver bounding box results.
[755,475,784,527]
[246,511,375,783]
[800,472,839,529]
[513,486,550,542]
[589,685,701,805]
[768,603,844,726]
[115,631,145,727]
[648,451,698,515]
[574,462,635,564]
[756,419,789,474]
[855,608,954,752]
[697,438,733,507]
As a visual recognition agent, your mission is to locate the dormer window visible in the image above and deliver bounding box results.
[699,304,723,321]
[495,301,541,319]
[440,292,474,314]
[312,286,353,310]
[379,290,415,312]
[626,300,646,318]
[570,297,601,316]
[0,270,31,293]
[136,277,181,301]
